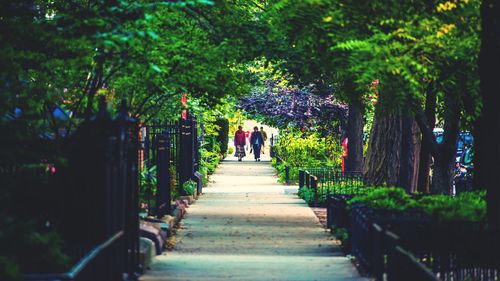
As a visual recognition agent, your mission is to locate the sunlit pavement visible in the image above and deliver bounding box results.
[140,158,368,281]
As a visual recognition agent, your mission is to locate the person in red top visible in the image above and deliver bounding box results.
[234,126,246,161]
[244,130,251,151]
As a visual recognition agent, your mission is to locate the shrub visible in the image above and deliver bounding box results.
[333,227,350,251]
[272,131,340,182]
[182,180,197,196]
[416,191,486,222]
[298,187,315,205]
[215,118,229,155]
[348,187,416,211]
[0,219,71,280]
[347,187,487,222]
[198,146,222,186]
[276,131,331,167]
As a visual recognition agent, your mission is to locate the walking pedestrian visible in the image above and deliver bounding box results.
[234,126,246,161]
[260,126,267,155]
[245,130,251,151]
[250,126,264,161]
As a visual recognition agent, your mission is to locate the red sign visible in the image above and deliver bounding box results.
[182,110,187,120]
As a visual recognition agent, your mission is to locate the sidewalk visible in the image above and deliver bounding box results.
[140,157,367,281]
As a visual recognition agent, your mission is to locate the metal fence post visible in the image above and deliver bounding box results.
[156,134,171,218]
[311,175,318,206]
[299,169,305,189]
[125,121,140,276]
[179,117,194,195]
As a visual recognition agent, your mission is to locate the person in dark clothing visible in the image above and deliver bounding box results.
[250,126,264,161]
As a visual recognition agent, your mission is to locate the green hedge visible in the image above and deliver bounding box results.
[215,118,229,155]
[347,187,486,222]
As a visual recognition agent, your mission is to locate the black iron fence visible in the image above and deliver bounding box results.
[139,116,202,216]
[5,98,142,280]
[139,121,179,217]
[140,120,179,170]
[347,205,499,281]
[24,231,125,281]
[299,168,364,206]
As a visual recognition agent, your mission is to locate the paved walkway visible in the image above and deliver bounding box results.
[140,156,367,281]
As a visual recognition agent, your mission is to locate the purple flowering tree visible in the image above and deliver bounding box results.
[239,80,348,137]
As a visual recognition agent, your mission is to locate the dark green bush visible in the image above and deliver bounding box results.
[215,118,229,155]
[347,187,487,222]
[297,187,315,205]
[332,227,349,252]
[271,131,339,183]
[348,187,416,211]
[416,191,486,222]
[0,219,71,280]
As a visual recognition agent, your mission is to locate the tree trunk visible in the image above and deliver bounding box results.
[364,108,402,187]
[417,87,437,193]
[410,122,421,192]
[477,0,500,229]
[398,117,421,193]
[431,157,455,194]
[431,90,461,194]
[345,98,365,173]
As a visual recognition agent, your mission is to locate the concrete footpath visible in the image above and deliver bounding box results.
[140,155,367,281]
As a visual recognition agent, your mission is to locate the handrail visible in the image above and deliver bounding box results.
[23,231,124,281]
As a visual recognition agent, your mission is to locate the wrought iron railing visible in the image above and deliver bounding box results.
[24,231,126,281]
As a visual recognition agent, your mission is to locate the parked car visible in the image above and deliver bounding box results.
[455,145,474,193]
[433,129,474,162]
[432,129,474,194]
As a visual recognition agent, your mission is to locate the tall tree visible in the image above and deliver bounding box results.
[263,0,367,173]
[334,0,480,192]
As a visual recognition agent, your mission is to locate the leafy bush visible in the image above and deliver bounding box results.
[276,131,331,167]
[182,180,197,196]
[297,187,315,205]
[347,187,487,222]
[348,187,416,211]
[199,147,221,186]
[228,146,234,155]
[139,165,157,211]
[274,162,290,183]
[0,219,71,280]
[416,191,486,222]
[332,227,350,252]
[272,131,340,183]
[215,118,229,155]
